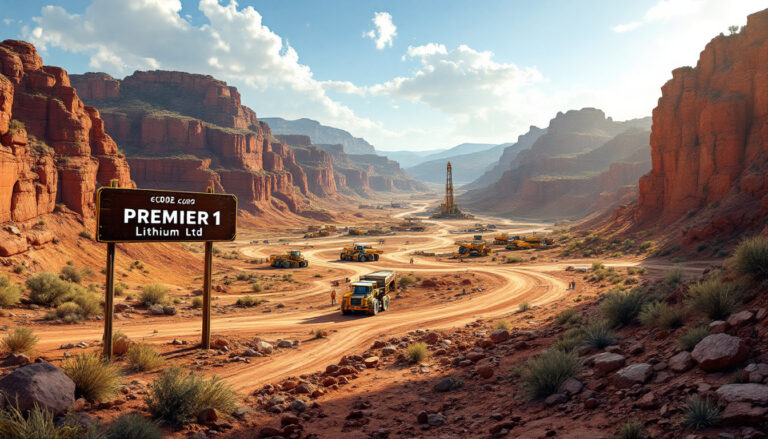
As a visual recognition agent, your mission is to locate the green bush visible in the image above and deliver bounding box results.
[677,326,709,351]
[555,308,580,326]
[25,272,74,306]
[251,282,263,292]
[398,275,415,289]
[126,344,164,372]
[552,327,586,353]
[1,327,38,355]
[494,319,511,330]
[582,320,616,349]
[599,289,645,327]
[683,395,721,429]
[190,297,203,309]
[59,266,82,284]
[145,367,238,425]
[506,255,523,263]
[235,295,264,307]
[106,413,162,439]
[518,302,531,312]
[685,279,742,320]
[638,301,684,330]
[140,285,168,306]
[732,236,768,280]
[616,420,643,439]
[78,230,93,240]
[663,267,684,285]
[521,349,579,398]
[63,352,122,402]
[405,342,428,364]
[591,261,605,271]
[0,404,83,439]
[0,276,21,307]
[313,328,328,339]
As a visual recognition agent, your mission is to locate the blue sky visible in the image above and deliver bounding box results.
[1,0,766,150]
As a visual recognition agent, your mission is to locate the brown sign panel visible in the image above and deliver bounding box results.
[96,188,237,243]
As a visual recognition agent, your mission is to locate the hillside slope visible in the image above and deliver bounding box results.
[463,126,546,190]
[406,143,509,184]
[261,117,376,155]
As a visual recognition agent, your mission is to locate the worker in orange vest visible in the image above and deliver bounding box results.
[331,289,337,305]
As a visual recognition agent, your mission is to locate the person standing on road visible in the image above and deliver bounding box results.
[331,289,337,305]
[410,257,414,265]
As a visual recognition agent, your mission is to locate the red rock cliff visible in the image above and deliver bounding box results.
[636,9,768,239]
[0,40,132,228]
[71,70,330,212]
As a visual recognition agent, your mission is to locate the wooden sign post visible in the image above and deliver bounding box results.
[96,186,237,359]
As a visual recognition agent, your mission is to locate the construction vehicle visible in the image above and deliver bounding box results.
[493,233,518,245]
[506,235,555,250]
[304,224,337,238]
[455,235,491,257]
[339,243,383,262]
[348,228,365,236]
[341,270,396,315]
[269,250,309,268]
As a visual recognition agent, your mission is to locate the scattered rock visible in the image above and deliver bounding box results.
[290,399,308,412]
[427,413,445,426]
[277,340,293,348]
[669,351,693,372]
[716,384,768,405]
[3,353,30,366]
[636,392,658,409]
[559,378,583,396]
[476,365,494,379]
[592,352,626,376]
[148,304,165,315]
[726,310,754,328]
[434,377,456,392]
[722,402,767,425]
[424,332,440,345]
[708,320,728,334]
[0,363,75,415]
[490,329,510,344]
[381,345,397,356]
[255,341,273,354]
[364,356,379,368]
[197,408,219,425]
[545,393,567,406]
[614,363,653,388]
[691,334,748,372]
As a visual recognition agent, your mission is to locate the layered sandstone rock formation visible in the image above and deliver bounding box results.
[0,40,133,256]
[71,70,335,212]
[463,126,546,190]
[635,9,768,241]
[461,108,651,219]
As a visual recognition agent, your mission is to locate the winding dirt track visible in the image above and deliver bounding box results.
[33,204,570,392]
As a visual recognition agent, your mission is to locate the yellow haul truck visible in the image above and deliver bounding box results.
[341,270,396,315]
[506,235,555,250]
[455,235,491,257]
[269,250,309,268]
[339,243,383,262]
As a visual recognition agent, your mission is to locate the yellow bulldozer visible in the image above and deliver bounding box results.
[269,250,309,268]
[506,235,555,250]
[339,243,383,262]
[455,235,491,257]
[493,233,517,245]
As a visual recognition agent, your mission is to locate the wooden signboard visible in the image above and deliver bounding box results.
[96,184,237,359]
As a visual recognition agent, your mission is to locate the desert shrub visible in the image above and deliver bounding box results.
[398,275,415,289]
[616,420,643,439]
[494,319,511,330]
[518,302,531,312]
[59,266,82,284]
[0,404,83,439]
[732,236,768,280]
[251,282,263,292]
[236,295,264,307]
[683,396,721,429]
[521,349,579,398]
[582,320,616,349]
[552,327,585,353]
[190,297,203,309]
[405,342,428,364]
[126,344,164,372]
[591,261,605,271]
[145,367,237,425]
[556,308,580,326]
[685,279,742,320]
[63,352,122,402]
[140,285,168,306]
[677,326,709,351]
[1,327,38,355]
[51,301,83,323]
[114,284,125,297]
[78,230,92,239]
[638,301,684,330]
[0,276,21,307]
[663,267,684,285]
[599,289,645,327]
[506,255,523,263]
[25,272,74,306]
[313,328,328,339]
[106,413,162,439]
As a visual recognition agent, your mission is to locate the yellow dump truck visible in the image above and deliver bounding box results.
[269,250,309,268]
[506,235,555,250]
[456,235,491,257]
[341,270,396,315]
[339,243,383,262]
[493,233,518,245]
[348,228,365,236]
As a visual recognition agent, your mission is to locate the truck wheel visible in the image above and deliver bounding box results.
[342,309,350,315]
[374,254,379,261]
[358,254,366,262]
[300,261,307,268]
[383,297,389,311]
[282,261,290,268]
[290,262,298,268]
[459,246,468,255]
[371,301,379,315]
[340,253,346,261]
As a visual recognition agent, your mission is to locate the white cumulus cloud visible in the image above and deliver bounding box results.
[364,11,397,50]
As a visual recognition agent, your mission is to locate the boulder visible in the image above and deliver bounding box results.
[715,384,768,405]
[490,329,510,344]
[255,341,273,354]
[613,363,653,388]
[722,402,766,425]
[727,310,754,328]
[363,356,379,368]
[691,334,748,372]
[591,352,626,376]
[0,363,75,415]
[708,320,727,334]
[669,351,693,372]
[559,378,583,396]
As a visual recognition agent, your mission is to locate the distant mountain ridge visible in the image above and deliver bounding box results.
[405,143,510,184]
[262,117,376,155]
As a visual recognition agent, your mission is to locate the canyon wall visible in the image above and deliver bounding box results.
[0,40,133,255]
[635,9,768,242]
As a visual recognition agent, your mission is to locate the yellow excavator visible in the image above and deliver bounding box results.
[269,250,309,268]
[339,243,383,262]
[455,235,491,257]
[506,235,555,250]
